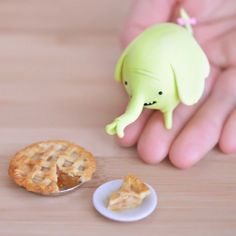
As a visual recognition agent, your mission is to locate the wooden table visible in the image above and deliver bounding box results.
[0,1,235,235]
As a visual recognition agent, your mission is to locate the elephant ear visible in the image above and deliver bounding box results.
[170,40,210,105]
[114,45,131,82]
[115,50,125,82]
[115,36,139,82]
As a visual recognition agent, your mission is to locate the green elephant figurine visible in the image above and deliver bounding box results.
[106,9,210,138]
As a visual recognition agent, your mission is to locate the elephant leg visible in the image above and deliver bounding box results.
[163,110,173,129]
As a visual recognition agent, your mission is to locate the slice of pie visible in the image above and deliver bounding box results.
[8,140,96,195]
[107,175,150,211]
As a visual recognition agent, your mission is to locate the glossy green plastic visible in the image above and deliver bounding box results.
[106,14,210,138]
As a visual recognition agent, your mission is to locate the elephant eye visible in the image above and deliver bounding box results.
[158,91,163,95]
[124,81,128,85]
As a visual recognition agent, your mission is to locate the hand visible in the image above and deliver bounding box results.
[117,0,236,168]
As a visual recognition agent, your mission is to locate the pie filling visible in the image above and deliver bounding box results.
[57,168,81,190]
[108,194,141,211]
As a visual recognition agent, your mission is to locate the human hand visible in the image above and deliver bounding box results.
[117,0,236,168]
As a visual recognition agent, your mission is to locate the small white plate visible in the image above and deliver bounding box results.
[92,179,158,222]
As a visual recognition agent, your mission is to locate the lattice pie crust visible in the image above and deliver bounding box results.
[8,140,96,194]
[107,175,150,211]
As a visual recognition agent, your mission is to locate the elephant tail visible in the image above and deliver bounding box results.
[177,8,197,35]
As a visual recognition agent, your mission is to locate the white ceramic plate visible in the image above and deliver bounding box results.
[92,179,158,222]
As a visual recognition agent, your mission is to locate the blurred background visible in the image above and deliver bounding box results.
[0,0,134,150]
[0,0,132,33]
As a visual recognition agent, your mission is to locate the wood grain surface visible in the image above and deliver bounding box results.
[0,1,235,235]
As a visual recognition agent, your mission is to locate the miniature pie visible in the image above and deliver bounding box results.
[107,175,150,211]
[8,140,96,195]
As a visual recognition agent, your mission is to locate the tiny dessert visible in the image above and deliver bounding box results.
[8,140,96,195]
[107,175,150,211]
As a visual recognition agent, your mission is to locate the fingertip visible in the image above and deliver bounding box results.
[219,110,236,154]
[137,136,168,164]
[169,146,198,169]
[135,111,172,164]
[169,137,204,169]
[219,138,236,154]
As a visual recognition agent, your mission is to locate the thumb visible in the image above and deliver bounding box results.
[121,0,176,47]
